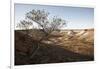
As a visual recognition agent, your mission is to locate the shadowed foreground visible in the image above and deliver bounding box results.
[15,30,94,65]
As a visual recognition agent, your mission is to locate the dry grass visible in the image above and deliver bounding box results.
[15,29,94,65]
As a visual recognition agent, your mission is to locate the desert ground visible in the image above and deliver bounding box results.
[15,29,94,65]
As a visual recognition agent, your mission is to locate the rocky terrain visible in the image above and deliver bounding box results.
[15,29,94,65]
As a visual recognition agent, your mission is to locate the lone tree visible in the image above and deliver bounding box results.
[16,9,67,58]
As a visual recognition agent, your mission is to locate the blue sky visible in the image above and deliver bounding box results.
[15,4,94,29]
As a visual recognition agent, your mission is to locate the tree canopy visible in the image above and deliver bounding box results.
[17,9,67,36]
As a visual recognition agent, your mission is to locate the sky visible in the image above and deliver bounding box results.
[15,3,94,29]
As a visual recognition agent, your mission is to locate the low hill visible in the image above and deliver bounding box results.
[15,29,94,65]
